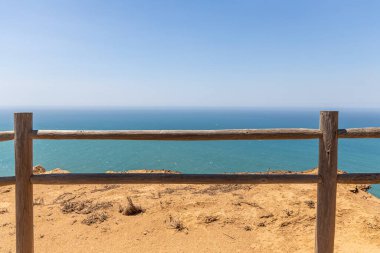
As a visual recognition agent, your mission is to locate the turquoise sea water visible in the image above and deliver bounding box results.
[1,108,380,196]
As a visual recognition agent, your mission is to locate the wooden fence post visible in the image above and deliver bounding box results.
[14,113,34,253]
[315,111,338,253]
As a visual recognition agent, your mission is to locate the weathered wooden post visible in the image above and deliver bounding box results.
[315,111,338,253]
[14,113,34,253]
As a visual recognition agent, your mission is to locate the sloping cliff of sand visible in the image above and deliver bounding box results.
[1,167,380,253]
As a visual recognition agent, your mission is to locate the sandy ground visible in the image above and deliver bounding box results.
[1,168,380,253]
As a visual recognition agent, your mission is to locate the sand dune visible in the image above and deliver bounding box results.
[1,168,380,252]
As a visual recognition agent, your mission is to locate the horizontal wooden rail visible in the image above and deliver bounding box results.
[0,176,15,186]
[30,173,321,184]
[32,129,322,140]
[337,173,380,184]
[28,173,380,185]
[338,128,380,138]
[2,173,380,187]
[3,128,380,142]
[0,131,14,142]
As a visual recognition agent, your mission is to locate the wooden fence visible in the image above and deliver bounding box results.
[1,111,380,253]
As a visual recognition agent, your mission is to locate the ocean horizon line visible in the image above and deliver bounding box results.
[2,106,380,112]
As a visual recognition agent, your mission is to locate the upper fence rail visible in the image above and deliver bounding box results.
[1,127,380,142]
[3,173,380,187]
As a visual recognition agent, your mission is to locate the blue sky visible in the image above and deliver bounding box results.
[0,1,379,108]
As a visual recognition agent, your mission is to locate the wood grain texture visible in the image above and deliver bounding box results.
[30,173,321,184]
[3,173,380,186]
[6,127,380,141]
[0,131,14,141]
[316,111,338,253]
[32,129,322,140]
[338,127,380,138]
[14,113,34,253]
[337,173,380,184]
[0,176,15,186]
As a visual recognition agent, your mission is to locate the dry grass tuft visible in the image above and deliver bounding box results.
[204,215,219,224]
[91,185,120,193]
[168,215,186,231]
[119,197,144,216]
[82,212,109,225]
[244,225,252,231]
[260,213,274,219]
[61,200,112,214]
[280,221,291,227]
[350,184,371,194]
[233,201,262,209]
[284,209,294,216]
[33,197,45,206]
[1,188,11,194]
[194,184,251,195]
[257,222,266,227]
[359,184,371,192]
[304,200,315,209]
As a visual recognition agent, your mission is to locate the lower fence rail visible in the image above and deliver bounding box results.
[2,172,380,186]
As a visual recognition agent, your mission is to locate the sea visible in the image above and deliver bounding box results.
[1,108,380,197]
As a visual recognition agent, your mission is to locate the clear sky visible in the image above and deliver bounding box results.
[0,1,379,108]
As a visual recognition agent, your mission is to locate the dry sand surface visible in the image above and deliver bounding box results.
[1,168,380,253]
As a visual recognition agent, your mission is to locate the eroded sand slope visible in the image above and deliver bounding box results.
[1,169,380,253]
